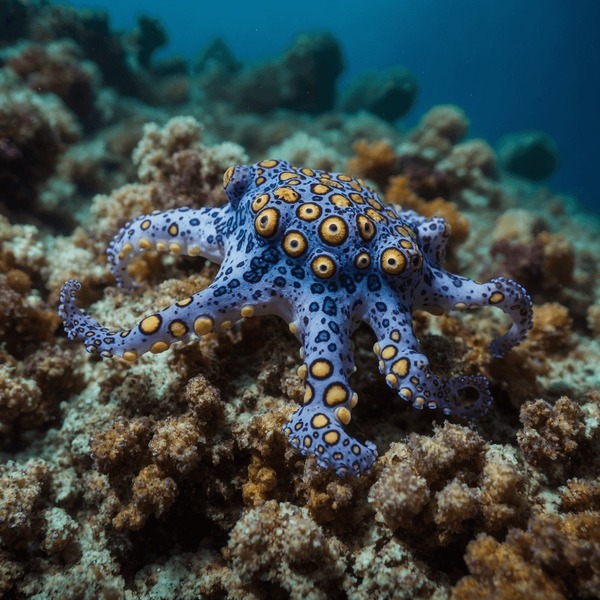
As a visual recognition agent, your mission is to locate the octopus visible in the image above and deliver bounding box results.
[59,160,533,477]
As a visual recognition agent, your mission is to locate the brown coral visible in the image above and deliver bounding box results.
[370,423,528,547]
[225,500,350,598]
[347,139,396,188]
[517,396,586,470]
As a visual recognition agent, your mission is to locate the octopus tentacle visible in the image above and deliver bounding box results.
[414,267,533,358]
[107,206,227,289]
[59,271,252,360]
[283,303,377,477]
[366,298,492,417]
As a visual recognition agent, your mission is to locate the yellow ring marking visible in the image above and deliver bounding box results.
[319,216,348,246]
[354,252,371,269]
[151,341,169,354]
[168,223,179,236]
[140,219,152,230]
[366,207,387,223]
[386,374,398,387]
[350,182,363,192]
[351,392,358,408]
[324,383,349,406]
[251,193,270,212]
[329,193,351,207]
[392,358,410,377]
[400,239,413,249]
[297,364,308,379]
[400,387,412,399]
[351,444,361,455]
[156,241,168,252]
[323,179,343,189]
[122,351,138,361]
[282,231,308,258]
[119,330,131,338]
[414,396,426,406]
[336,406,351,425]
[349,192,364,204]
[139,315,162,335]
[176,297,193,307]
[138,237,152,250]
[303,436,312,448]
[274,186,300,203]
[381,248,407,275]
[337,174,352,182]
[222,165,234,188]
[301,167,315,177]
[259,159,278,168]
[390,330,401,342]
[357,215,376,241]
[373,342,381,355]
[193,316,214,336]
[304,383,314,403]
[169,320,188,337]
[311,413,329,428]
[381,345,398,360]
[366,197,383,210]
[323,431,340,445]
[297,202,321,222]
[279,172,298,181]
[309,359,333,379]
[254,207,280,238]
[490,292,505,304]
[311,255,337,279]
[241,306,255,318]
[255,176,266,185]
[289,322,299,335]
[311,183,330,195]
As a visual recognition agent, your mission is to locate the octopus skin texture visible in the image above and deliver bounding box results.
[59,160,533,477]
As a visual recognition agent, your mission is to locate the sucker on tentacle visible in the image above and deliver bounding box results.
[59,159,533,477]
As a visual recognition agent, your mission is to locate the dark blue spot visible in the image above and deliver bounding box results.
[225,267,233,275]
[227,278,240,289]
[274,276,286,287]
[367,274,382,292]
[322,297,337,317]
[278,266,287,275]
[311,283,325,294]
[309,302,319,312]
[262,248,280,264]
[214,286,228,297]
[328,320,340,334]
[340,274,356,294]
[190,218,200,226]
[316,330,330,342]
[327,283,338,293]
[291,266,305,280]
[375,302,387,312]
[328,343,337,352]
[382,318,390,327]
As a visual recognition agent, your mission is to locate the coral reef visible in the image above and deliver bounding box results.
[0,2,598,597]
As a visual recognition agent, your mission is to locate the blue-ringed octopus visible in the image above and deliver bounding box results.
[59,159,533,477]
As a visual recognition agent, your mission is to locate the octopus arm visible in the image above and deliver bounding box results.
[364,294,492,418]
[414,267,533,358]
[58,265,255,360]
[282,302,377,477]
[107,206,227,289]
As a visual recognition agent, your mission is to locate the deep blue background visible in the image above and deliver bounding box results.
[61,0,600,213]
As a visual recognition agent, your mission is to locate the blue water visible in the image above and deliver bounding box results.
[62,0,600,213]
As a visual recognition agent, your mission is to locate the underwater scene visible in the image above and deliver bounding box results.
[0,0,599,597]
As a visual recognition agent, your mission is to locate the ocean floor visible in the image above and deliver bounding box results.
[0,2,599,598]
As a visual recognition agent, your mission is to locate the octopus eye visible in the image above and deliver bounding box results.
[354,252,371,269]
[254,207,280,238]
[357,215,376,242]
[381,248,407,275]
[311,255,337,279]
[319,216,348,246]
[282,231,308,257]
